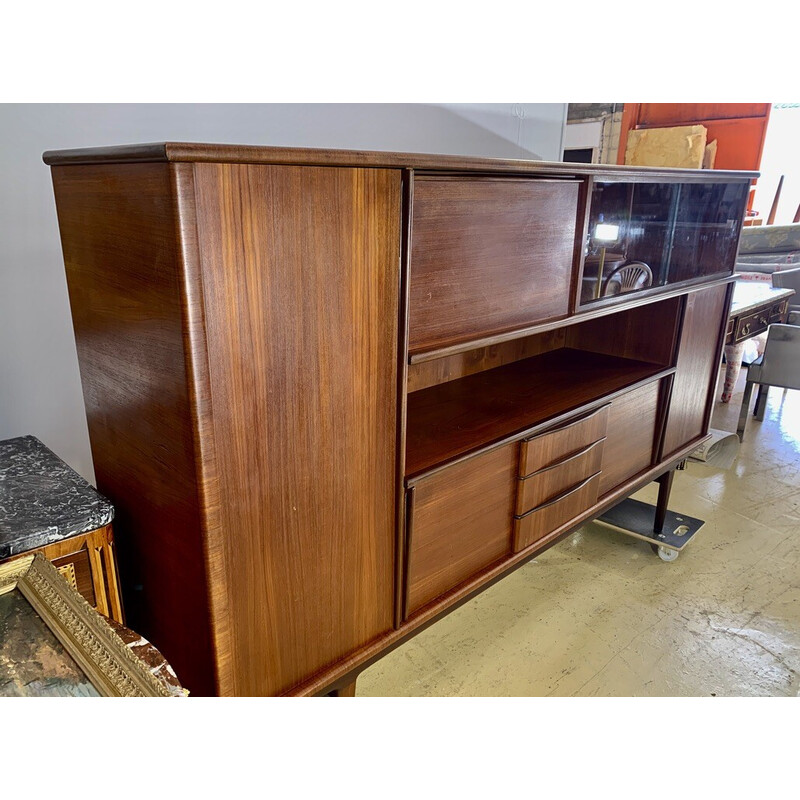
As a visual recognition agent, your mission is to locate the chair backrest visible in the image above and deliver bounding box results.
[602,261,653,297]
[757,324,800,390]
[772,265,800,296]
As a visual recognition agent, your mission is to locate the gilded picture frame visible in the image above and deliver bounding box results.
[0,553,172,697]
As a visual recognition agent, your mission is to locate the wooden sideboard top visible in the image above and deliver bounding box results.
[42,142,759,181]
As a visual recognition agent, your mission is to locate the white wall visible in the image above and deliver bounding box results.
[753,105,800,225]
[0,103,567,482]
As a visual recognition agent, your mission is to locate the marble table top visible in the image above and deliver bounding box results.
[0,436,114,560]
[730,280,795,316]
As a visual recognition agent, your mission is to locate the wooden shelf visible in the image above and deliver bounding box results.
[405,348,668,479]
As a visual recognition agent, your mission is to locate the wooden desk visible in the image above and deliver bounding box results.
[720,281,795,402]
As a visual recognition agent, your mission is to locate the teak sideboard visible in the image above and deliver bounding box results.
[43,143,754,696]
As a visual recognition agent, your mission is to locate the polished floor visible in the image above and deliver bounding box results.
[359,367,800,696]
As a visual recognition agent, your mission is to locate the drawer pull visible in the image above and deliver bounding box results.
[524,436,604,477]
[516,438,605,515]
[516,471,600,519]
[513,472,601,551]
[523,403,610,444]
[519,404,610,477]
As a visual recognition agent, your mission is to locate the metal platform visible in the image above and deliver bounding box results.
[595,497,705,560]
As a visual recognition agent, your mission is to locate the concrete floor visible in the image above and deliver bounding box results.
[359,367,800,696]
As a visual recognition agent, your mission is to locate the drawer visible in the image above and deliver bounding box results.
[734,309,770,342]
[408,177,580,354]
[513,472,601,552]
[770,300,789,322]
[516,438,605,515]
[520,404,609,477]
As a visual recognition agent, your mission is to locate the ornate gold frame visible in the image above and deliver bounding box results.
[0,553,172,697]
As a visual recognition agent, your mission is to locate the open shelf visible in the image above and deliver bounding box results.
[405,348,669,479]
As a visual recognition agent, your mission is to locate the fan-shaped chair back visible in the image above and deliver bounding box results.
[602,261,653,297]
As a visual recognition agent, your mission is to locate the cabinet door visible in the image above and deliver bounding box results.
[662,283,730,458]
[599,381,660,496]
[408,177,581,354]
[405,444,516,618]
[193,164,401,696]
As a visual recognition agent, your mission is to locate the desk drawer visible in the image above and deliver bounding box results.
[770,299,789,322]
[734,309,770,342]
[520,404,609,477]
[516,438,604,515]
[513,472,601,551]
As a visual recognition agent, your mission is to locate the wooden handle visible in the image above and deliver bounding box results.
[515,471,601,519]
[524,403,610,443]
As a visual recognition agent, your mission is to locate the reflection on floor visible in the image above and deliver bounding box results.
[359,366,800,696]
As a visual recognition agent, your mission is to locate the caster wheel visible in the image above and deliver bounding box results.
[651,543,679,562]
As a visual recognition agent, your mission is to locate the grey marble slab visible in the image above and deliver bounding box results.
[0,436,114,559]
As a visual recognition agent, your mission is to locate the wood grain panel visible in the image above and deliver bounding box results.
[407,329,566,393]
[192,163,401,696]
[516,439,604,515]
[408,177,580,354]
[51,163,217,695]
[566,297,682,367]
[599,381,660,496]
[519,405,609,477]
[662,283,730,458]
[405,444,516,618]
[513,473,600,551]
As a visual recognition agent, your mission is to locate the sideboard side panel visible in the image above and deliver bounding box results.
[662,283,730,458]
[193,163,401,696]
[51,163,217,696]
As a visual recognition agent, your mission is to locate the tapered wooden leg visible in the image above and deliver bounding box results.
[328,679,357,697]
[737,381,755,440]
[654,469,675,534]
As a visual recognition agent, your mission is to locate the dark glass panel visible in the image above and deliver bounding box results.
[581,180,748,306]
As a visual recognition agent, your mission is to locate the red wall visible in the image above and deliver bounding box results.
[617,103,771,172]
